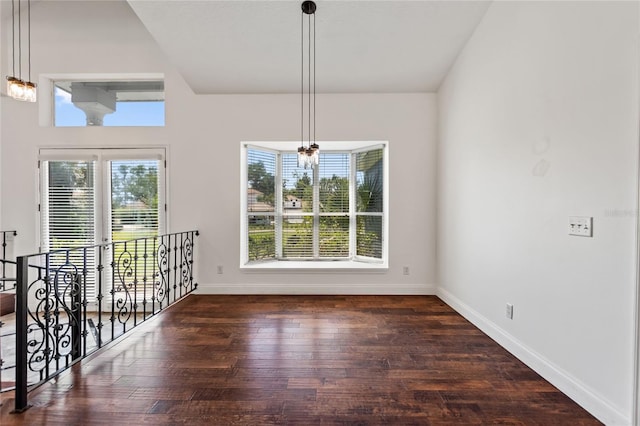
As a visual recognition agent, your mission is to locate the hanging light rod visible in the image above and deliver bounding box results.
[298,0,319,169]
[6,0,37,102]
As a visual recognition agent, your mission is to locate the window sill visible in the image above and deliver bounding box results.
[241,260,388,273]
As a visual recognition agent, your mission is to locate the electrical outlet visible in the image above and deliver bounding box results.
[402,266,409,275]
[506,303,513,320]
[568,216,593,237]
[217,265,223,274]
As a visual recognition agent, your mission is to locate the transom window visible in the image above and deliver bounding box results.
[241,142,388,269]
[53,79,164,127]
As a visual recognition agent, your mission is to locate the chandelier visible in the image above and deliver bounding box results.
[298,0,319,169]
[6,0,37,102]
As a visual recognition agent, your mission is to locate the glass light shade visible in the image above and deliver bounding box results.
[304,147,315,169]
[22,81,37,102]
[297,146,307,168]
[298,144,320,169]
[310,143,320,166]
[7,76,25,100]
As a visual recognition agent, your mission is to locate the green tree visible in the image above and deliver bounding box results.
[111,164,158,209]
[126,164,158,209]
[320,175,349,212]
[248,161,275,205]
[295,172,311,191]
[288,171,312,211]
[110,163,159,233]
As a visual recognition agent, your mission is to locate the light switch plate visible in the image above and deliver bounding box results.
[506,303,513,320]
[568,216,592,237]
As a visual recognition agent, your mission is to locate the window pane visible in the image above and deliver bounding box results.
[357,215,382,259]
[248,215,276,261]
[319,153,349,213]
[44,161,97,297]
[282,216,313,258]
[283,153,313,213]
[46,161,96,249]
[111,160,160,242]
[247,149,276,212]
[356,148,384,213]
[243,144,387,266]
[54,81,165,127]
[319,216,349,258]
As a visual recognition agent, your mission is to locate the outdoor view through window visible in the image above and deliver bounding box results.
[54,80,164,126]
[40,149,165,298]
[244,143,386,266]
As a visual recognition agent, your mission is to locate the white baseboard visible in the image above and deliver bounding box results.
[437,287,629,426]
[195,282,436,295]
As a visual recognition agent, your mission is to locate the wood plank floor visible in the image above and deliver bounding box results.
[0,295,600,425]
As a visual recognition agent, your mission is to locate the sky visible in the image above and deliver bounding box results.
[54,87,165,127]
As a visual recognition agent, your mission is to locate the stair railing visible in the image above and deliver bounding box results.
[11,230,199,412]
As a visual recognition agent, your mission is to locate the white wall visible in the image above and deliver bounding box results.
[437,1,639,424]
[0,1,438,294]
[3,0,640,422]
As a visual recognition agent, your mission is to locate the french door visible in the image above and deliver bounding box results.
[39,148,166,302]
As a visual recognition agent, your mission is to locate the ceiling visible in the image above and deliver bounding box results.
[127,0,491,95]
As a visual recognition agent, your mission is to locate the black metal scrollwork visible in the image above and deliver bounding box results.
[25,260,82,380]
[156,238,169,306]
[180,236,193,295]
[114,248,134,325]
[14,230,198,410]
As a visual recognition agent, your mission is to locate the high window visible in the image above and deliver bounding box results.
[241,142,388,269]
[53,80,164,127]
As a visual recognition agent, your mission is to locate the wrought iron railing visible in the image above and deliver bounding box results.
[0,230,17,292]
[0,231,17,406]
[12,230,199,412]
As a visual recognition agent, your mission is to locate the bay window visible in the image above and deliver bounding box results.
[241,142,388,269]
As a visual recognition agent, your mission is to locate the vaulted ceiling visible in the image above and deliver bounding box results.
[127,0,492,94]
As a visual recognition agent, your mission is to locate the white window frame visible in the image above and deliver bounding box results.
[38,147,168,305]
[38,147,167,254]
[240,141,388,271]
[38,73,164,127]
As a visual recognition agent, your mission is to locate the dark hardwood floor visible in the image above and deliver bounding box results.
[0,295,600,425]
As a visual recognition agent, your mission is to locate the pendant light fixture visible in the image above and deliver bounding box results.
[298,0,319,169]
[6,0,37,102]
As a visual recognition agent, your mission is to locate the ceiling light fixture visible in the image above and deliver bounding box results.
[6,0,36,102]
[298,0,319,169]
